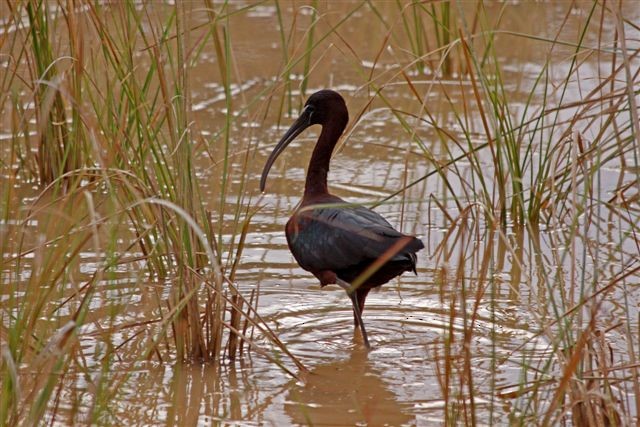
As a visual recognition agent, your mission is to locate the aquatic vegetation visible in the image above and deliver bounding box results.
[0,1,638,425]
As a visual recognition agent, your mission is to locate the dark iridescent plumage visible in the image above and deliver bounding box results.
[260,90,424,348]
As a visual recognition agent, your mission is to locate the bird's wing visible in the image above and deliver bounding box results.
[286,204,420,273]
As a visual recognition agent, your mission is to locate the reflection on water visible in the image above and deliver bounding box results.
[138,346,417,425]
[285,348,414,426]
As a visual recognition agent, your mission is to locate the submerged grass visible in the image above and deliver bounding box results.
[1,0,639,425]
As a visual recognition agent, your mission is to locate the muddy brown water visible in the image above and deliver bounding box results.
[2,2,640,425]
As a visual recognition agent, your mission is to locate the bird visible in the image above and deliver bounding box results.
[260,89,424,348]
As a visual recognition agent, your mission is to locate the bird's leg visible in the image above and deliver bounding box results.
[336,278,371,349]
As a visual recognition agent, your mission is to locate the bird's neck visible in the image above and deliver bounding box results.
[304,123,343,197]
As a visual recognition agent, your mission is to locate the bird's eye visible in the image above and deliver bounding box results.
[305,106,315,123]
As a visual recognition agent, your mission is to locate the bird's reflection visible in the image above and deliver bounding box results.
[161,341,414,425]
[285,347,414,426]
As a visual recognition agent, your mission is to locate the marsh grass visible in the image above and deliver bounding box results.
[1,1,306,423]
[1,0,639,425]
[332,1,639,424]
[402,2,638,424]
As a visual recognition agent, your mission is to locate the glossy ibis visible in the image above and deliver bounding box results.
[260,90,424,348]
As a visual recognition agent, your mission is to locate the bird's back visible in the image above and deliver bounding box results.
[286,194,423,287]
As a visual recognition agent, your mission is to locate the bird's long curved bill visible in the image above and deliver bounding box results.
[260,106,312,192]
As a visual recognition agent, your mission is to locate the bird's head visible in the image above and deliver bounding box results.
[260,90,348,192]
[303,89,348,127]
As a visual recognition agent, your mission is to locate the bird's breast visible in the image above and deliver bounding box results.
[285,210,312,244]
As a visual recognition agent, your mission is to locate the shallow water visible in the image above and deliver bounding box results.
[2,1,640,425]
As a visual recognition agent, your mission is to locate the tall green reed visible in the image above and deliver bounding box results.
[21,1,86,185]
[348,1,639,424]
[1,1,307,423]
